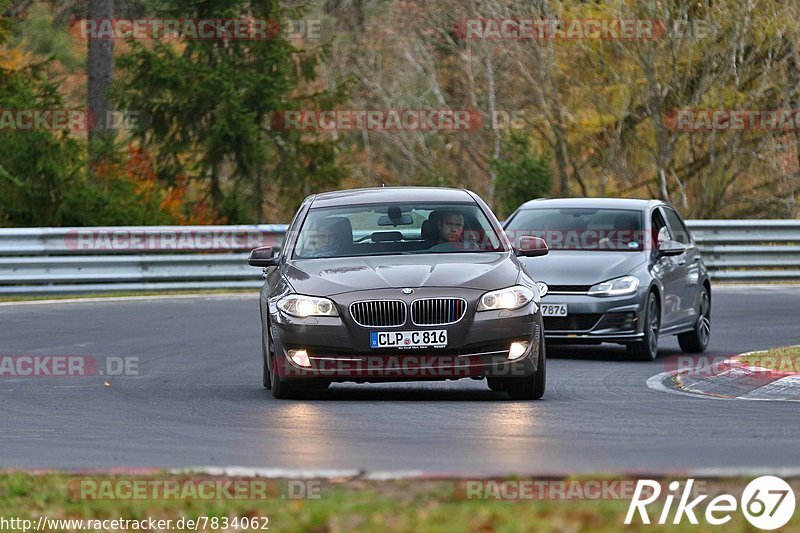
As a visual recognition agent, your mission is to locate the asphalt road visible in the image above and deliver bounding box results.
[2,287,799,475]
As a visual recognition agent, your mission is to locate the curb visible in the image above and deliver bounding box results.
[647,350,800,401]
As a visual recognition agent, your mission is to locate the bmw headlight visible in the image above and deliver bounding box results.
[588,275,640,297]
[277,294,339,317]
[477,285,535,311]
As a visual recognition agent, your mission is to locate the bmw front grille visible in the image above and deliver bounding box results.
[411,298,467,326]
[349,300,407,327]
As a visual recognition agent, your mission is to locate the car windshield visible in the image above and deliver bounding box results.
[505,208,645,252]
[293,202,505,259]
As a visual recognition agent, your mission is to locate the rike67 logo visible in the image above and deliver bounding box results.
[625,476,796,530]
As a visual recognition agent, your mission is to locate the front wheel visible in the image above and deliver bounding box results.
[261,339,271,389]
[261,313,272,389]
[270,354,298,399]
[269,350,329,399]
[678,286,711,353]
[503,342,546,400]
[486,378,507,392]
[627,291,660,361]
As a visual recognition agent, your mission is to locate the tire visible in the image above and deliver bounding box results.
[627,291,660,361]
[261,325,273,389]
[486,378,507,392]
[269,346,329,399]
[260,308,272,389]
[262,340,271,389]
[270,353,299,399]
[678,286,711,353]
[504,342,546,400]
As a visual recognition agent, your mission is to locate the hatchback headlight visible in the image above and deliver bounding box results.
[277,294,339,317]
[477,285,535,311]
[588,276,639,296]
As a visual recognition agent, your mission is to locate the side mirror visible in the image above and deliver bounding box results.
[515,236,549,257]
[657,240,686,257]
[248,246,279,267]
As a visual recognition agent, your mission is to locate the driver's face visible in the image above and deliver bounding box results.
[439,214,464,242]
[307,228,334,252]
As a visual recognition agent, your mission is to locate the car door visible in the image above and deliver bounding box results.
[650,208,682,328]
[661,206,701,327]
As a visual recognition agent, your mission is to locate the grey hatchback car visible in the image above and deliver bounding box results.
[503,198,711,360]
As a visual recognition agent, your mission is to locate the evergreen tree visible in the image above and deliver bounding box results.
[115,0,343,223]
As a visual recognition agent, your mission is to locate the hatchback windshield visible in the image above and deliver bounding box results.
[293,202,505,259]
[505,208,645,251]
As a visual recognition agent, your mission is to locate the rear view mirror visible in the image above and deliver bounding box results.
[377,214,413,226]
[248,246,279,267]
[515,236,549,257]
[657,240,686,257]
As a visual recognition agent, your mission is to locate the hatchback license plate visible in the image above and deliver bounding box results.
[370,330,447,348]
[541,304,568,317]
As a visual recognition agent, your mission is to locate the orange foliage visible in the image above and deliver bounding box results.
[0,44,25,71]
[94,145,221,224]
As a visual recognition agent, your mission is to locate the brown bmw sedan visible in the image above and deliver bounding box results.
[248,187,548,399]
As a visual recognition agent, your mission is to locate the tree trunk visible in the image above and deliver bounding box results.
[87,0,114,160]
[485,49,500,205]
[788,38,800,217]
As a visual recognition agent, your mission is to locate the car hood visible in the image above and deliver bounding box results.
[519,251,646,286]
[285,253,518,295]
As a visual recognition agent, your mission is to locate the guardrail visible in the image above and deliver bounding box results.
[686,220,800,281]
[0,226,287,295]
[0,221,797,295]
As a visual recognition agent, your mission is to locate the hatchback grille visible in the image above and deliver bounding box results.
[350,300,406,327]
[544,314,602,332]
[546,285,591,293]
[595,311,637,331]
[411,298,467,326]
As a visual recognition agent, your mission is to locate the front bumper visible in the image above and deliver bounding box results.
[269,288,542,382]
[540,291,645,343]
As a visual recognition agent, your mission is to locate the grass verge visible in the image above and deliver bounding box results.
[2,473,800,532]
[0,289,257,303]
[738,345,800,373]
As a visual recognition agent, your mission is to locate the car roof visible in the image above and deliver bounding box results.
[515,197,665,211]
[309,187,476,208]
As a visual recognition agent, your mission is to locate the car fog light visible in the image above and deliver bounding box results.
[508,341,529,360]
[288,349,311,368]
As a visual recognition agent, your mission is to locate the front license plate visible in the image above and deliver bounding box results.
[541,304,568,317]
[370,330,448,349]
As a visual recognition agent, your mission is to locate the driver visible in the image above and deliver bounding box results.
[303,223,336,257]
[437,211,465,243]
[428,211,479,251]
